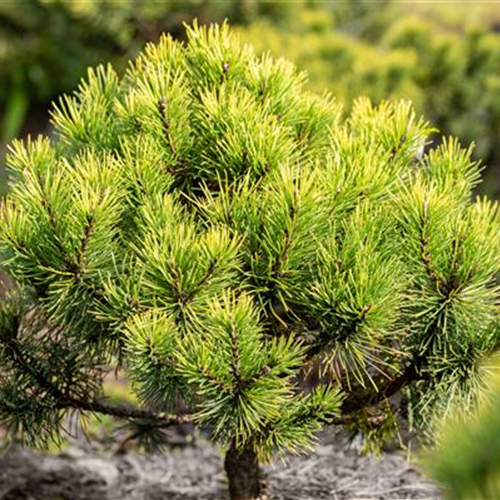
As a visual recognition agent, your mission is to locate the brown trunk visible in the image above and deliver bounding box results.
[224,441,264,500]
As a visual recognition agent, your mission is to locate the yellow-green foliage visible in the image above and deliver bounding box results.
[0,0,291,143]
[237,4,500,192]
[1,22,500,457]
[382,16,500,166]
[2,21,500,500]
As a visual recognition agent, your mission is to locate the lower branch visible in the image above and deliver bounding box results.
[5,309,420,434]
[65,360,419,430]
[2,322,192,427]
[62,396,192,425]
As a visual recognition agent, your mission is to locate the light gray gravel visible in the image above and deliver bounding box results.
[0,436,441,500]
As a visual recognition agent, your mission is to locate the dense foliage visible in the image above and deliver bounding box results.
[5,0,500,198]
[1,21,500,500]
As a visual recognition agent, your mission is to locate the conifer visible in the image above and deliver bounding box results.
[1,23,499,500]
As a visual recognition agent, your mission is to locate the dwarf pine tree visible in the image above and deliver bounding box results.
[1,22,500,500]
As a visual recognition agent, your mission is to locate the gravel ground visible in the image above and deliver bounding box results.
[0,436,441,500]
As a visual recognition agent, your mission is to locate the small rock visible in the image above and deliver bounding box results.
[60,445,87,460]
[77,458,120,486]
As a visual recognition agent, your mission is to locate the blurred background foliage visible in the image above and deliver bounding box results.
[3,1,500,197]
[427,355,500,500]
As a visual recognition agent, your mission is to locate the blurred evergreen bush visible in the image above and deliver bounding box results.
[428,356,500,499]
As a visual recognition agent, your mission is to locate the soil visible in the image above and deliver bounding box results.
[0,435,441,500]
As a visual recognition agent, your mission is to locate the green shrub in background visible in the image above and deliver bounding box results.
[428,356,500,499]
[1,23,500,500]
[405,1,500,31]
[0,0,136,142]
[383,17,500,173]
[236,17,422,108]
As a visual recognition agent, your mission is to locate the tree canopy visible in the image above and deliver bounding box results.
[1,21,499,500]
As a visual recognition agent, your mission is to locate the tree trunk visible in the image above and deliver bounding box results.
[224,441,265,500]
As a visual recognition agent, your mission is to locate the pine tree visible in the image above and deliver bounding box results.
[1,22,500,500]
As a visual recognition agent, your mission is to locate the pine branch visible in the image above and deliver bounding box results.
[270,206,296,279]
[201,366,230,392]
[228,317,245,391]
[72,212,96,277]
[338,304,373,343]
[441,234,468,296]
[419,209,470,300]
[170,259,190,309]
[262,193,298,326]
[340,357,420,416]
[305,303,373,357]
[389,131,407,161]
[3,333,64,402]
[419,204,443,292]
[62,396,191,425]
[158,96,178,158]
[32,173,106,303]
[157,96,190,179]
[0,318,191,426]
[420,233,443,291]
[182,255,221,305]
[36,173,69,260]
